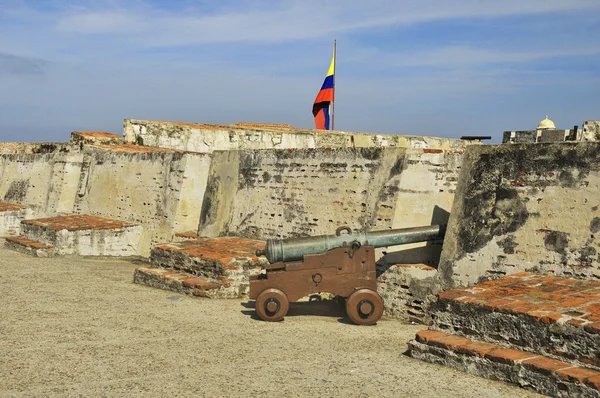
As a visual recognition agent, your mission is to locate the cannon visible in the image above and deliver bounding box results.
[249,224,446,325]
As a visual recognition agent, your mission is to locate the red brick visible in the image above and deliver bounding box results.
[427,335,471,351]
[566,319,587,328]
[0,202,27,211]
[455,340,498,358]
[481,298,514,312]
[484,348,538,365]
[583,303,600,315]
[415,330,447,344]
[556,366,600,384]
[521,357,572,375]
[438,289,470,301]
[585,375,600,391]
[527,311,563,324]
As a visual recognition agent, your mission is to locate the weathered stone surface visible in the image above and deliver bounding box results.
[439,142,600,289]
[70,132,122,146]
[149,237,267,298]
[408,330,600,397]
[377,263,438,323]
[16,214,143,257]
[0,150,83,215]
[582,121,600,142]
[123,119,473,153]
[198,147,460,266]
[430,273,600,369]
[0,202,33,236]
[74,145,211,256]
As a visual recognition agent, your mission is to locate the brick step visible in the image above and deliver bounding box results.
[15,214,143,257]
[133,266,235,298]
[150,237,267,297]
[0,202,33,237]
[430,272,600,369]
[5,236,55,257]
[409,330,600,397]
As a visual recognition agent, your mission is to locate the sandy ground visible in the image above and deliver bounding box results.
[0,243,541,397]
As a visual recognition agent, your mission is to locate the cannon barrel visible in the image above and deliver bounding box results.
[256,224,446,264]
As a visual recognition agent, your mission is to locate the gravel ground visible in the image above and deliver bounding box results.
[0,242,541,397]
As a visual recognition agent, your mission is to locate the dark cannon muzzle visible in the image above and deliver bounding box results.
[256,224,446,264]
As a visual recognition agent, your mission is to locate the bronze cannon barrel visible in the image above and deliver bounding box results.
[256,224,446,264]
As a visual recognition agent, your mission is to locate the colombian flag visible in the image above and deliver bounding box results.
[312,51,335,130]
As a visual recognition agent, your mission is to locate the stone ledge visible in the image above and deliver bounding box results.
[409,330,600,397]
[5,236,55,257]
[0,202,28,212]
[22,214,139,231]
[431,272,600,369]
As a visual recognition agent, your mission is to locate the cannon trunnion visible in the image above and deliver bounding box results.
[250,224,446,325]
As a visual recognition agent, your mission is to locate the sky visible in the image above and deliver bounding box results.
[0,0,599,143]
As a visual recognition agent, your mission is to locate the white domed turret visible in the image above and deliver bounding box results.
[538,115,556,130]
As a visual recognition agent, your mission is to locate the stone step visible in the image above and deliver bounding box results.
[430,272,600,369]
[133,266,223,298]
[150,237,267,297]
[0,202,33,236]
[17,214,143,257]
[4,236,55,257]
[408,330,600,398]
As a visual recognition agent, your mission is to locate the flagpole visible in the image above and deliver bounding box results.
[332,39,336,131]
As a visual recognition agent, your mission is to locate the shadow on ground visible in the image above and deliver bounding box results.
[242,299,359,324]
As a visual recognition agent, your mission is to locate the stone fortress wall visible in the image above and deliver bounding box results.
[2,118,600,322]
[0,121,471,261]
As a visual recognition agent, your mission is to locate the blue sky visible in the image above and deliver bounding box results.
[0,0,599,143]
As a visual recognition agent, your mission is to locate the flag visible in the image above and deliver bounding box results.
[312,50,335,130]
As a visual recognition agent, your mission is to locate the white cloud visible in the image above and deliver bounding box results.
[349,45,600,70]
[49,0,600,46]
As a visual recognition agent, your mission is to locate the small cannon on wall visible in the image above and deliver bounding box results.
[250,224,446,325]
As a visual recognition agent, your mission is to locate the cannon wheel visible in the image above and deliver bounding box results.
[346,288,384,325]
[255,288,289,322]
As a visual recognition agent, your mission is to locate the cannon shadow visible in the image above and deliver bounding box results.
[241,298,354,323]
[376,205,450,276]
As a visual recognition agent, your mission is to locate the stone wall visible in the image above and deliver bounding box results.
[0,150,83,215]
[583,121,600,141]
[198,147,464,266]
[438,142,600,289]
[124,119,471,153]
[74,144,211,256]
